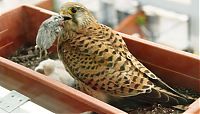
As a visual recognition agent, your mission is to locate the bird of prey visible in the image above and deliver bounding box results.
[36,2,195,111]
[35,15,64,58]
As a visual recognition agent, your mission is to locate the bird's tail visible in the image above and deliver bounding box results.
[109,87,196,112]
[151,86,197,111]
[172,105,189,111]
[149,78,197,108]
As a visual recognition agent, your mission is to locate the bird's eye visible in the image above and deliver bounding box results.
[69,7,77,14]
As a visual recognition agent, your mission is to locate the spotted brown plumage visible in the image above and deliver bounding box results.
[57,2,194,111]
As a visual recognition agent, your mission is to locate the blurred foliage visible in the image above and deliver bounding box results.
[136,15,146,26]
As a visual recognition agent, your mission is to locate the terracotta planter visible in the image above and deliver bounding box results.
[0,5,199,113]
[35,0,53,10]
[114,10,145,38]
[0,0,53,13]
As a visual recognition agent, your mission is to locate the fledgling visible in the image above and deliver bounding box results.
[35,15,64,58]
[35,59,75,87]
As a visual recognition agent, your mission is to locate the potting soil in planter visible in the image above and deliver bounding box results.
[7,45,200,114]
[7,45,58,70]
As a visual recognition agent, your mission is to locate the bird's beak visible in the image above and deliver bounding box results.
[61,14,72,21]
[60,10,72,21]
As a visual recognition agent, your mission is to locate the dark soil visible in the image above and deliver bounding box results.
[7,45,58,70]
[7,45,200,114]
[129,104,179,114]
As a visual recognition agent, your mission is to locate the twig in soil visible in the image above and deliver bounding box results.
[10,54,38,59]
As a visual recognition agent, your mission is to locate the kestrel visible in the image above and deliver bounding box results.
[36,2,195,111]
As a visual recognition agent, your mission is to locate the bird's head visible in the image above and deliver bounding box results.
[59,2,97,30]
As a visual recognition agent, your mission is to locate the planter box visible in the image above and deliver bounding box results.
[35,0,53,10]
[0,0,53,14]
[0,5,199,113]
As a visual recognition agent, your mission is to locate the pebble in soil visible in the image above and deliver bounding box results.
[7,45,200,114]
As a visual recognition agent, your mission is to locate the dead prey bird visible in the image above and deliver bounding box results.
[35,15,64,58]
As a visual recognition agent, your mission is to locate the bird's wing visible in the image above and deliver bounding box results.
[108,27,189,98]
[104,27,191,104]
[71,25,154,97]
[74,25,189,102]
[108,29,188,98]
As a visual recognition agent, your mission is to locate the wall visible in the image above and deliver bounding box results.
[136,0,199,54]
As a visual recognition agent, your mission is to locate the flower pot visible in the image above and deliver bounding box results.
[114,10,145,38]
[35,0,53,10]
[0,5,199,114]
[0,0,53,13]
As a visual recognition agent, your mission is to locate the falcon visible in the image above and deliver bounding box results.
[36,2,195,111]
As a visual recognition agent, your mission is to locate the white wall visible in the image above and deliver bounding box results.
[136,0,199,54]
